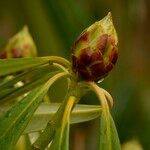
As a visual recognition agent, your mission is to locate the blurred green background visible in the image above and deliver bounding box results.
[0,0,149,149]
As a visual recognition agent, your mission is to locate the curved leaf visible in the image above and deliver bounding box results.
[0,64,54,91]
[26,103,101,134]
[50,96,76,150]
[110,116,121,150]
[0,57,48,76]
[0,71,59,104]
[99,112,121,150]
[0,71,62,149]
[0,56,70,77]
[0,87,43,150]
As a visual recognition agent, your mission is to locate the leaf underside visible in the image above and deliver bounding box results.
[99,112,121,150]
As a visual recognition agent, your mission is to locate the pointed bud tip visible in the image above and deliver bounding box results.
[102,12,113,23]
[0,25,37,59]
[107,12,113,21]
[22,25,29,32]
[107,12,112,18]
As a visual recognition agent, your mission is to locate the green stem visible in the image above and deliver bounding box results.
[49,96,76,150]
[102,88,113,108]
[43,94,51,103]
[32,81,80,150]
[52,63,69,73]
[43,56,71,68]
[87,82,111,150]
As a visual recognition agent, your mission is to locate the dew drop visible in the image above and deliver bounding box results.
[97,78,104,83]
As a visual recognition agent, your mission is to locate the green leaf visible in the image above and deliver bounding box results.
[99,112,107,150]
[50,96,75,150]
[99,112,121,150]
[0,64,55,91]
[0,56,70,76]
[110,116,121,150]
[35,103,101,135]
[0,87,43,150]
[28,103,101,138]
[0,57,48,76]
[0,71,59,104]
[0,71,62,149]
[0,88,15,100]
[50,120,70,150]
[0,103,102,134]
[15,134,32,150]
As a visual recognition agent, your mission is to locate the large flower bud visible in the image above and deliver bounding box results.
[71,12,118,81]
[0,26,37,59]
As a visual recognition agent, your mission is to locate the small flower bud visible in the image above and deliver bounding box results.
[0,26,37,59]
[71,12,118,81]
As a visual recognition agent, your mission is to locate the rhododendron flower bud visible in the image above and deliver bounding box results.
[71,12,118,81]
[0,26,37,59]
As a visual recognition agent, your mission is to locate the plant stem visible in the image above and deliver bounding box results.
[102,88,113,108]
[87,82,111,150]
[52,62,71,88]
[43,56,71,68]
[52,63,69,72]
[50,96,76,150]
[32,80,80,150]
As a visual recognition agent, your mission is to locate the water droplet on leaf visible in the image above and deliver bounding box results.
[97,78,104,83]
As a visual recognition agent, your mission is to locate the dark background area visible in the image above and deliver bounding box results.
[0,0,149,149]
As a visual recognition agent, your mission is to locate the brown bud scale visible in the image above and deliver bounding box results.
[71,13,118,82]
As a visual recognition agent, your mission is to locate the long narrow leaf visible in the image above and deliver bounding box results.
[0,56,70,76]
[0,57,48,76]
[0,88,15,99]
[110,116,121,150]
[0,72,65,149]
[0,64,54,91]
[0,71,59,104]
[99,112,121,150]
[0,87,43,150]
[99,112,108,150]
[50,121,70,150]
[0,103,102,134]
[88,82,121,150]
[50,96,75,150]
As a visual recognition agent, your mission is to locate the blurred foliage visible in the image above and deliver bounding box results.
[0,0,150,149]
